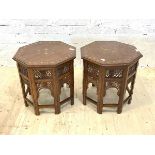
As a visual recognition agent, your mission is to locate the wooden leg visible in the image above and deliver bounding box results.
[28,68,40,115]
[19,76,29,107]
[83,74,87,105]
[53,84,61,114]
[97,94,103,114]
[70,63,74,105]
[97,67,105,114]
[70,81,74,105]
[31,88,40,116]
[83,61,88,105]
[103,81,106,97]
[128,74,136,104]
[117,85,126,114]
[34,103,40,115]
[52,67,61,114]
[54,96,60,114]
[117,68,128,114]
[17,63,28,107]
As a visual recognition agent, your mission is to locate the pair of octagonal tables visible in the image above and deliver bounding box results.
[13,41,142,115]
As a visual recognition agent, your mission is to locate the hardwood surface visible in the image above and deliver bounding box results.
[81,41,142,66]
[13,41,76,67]
[0,66,155,134]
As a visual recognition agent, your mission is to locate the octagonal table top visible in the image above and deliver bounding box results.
[13,41,76,67]
[81,41,143,66]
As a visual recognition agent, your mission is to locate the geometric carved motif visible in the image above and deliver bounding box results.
[18,64,28,77]
[87,62,99,77]
[57,61,71,76]
[36,81,53,92]
[106,81,121,96]
[33,69,52,79]
[105,69,123,78]
[87,62,100,85]
[106,81,120,90]
[59,74,71,87]
[128,63,137,76]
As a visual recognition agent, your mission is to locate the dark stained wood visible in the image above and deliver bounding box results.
[96,66,105,114]
[117,67,128,114]
[81,41,143,66]
[13,41,76,67]
[28,68,40,115]
[83,60,88,105]
[13,41,76,115]
[81,41,143,114]
[17,63,29,107]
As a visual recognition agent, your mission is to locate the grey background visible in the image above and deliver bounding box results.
[0,19,155,67]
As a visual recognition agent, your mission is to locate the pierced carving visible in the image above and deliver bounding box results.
[35,81,54,96]
[18,64,28,77]
[88,76,98,86]
[87,62,99,77]
[36,81,53,91]
[106,81,121,96]
[106,69,123,78]
[87,62,100,85]
[59,74,72,87]
[57,62,71,76]
[128,63,137,76]
[33,69,52,79]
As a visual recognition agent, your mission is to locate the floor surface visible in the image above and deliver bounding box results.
[0,67,155,134]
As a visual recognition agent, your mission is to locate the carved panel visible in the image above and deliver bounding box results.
[18,64,28,77]
[128,63,137,76]
[59,74,72,87]
[106,81,121,96]
[36,81,52,91]
[87,62,100,85]
[33,69,52,80]
[87,62,99,77]
[57,61,71,77]
[105,69,123,78]
[35,81,54,96]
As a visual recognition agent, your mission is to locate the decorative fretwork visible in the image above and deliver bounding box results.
[87,62,100,85]
[106,81,120,90]
[59,74,72,87]
[87,62,99,78]
[105,69,123,78]
[128,63,137,76]
[18,64,28,77]
[33,69,52,79]
[57,62,71,76]
[88,76,100,86]
[106,81,121,96]
[35,81,53,92]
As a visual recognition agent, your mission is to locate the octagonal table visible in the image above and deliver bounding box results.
[81,41,143,114]
[13,41,76,115]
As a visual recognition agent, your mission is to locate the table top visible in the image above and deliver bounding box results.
[81,41,143,66]
[13,41,76,67]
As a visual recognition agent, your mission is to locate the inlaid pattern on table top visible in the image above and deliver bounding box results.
[81,41,143,66]
[13,41,76,67]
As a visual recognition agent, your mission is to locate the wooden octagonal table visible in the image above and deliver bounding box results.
[81,41,143,114]
[13,41,76,115]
